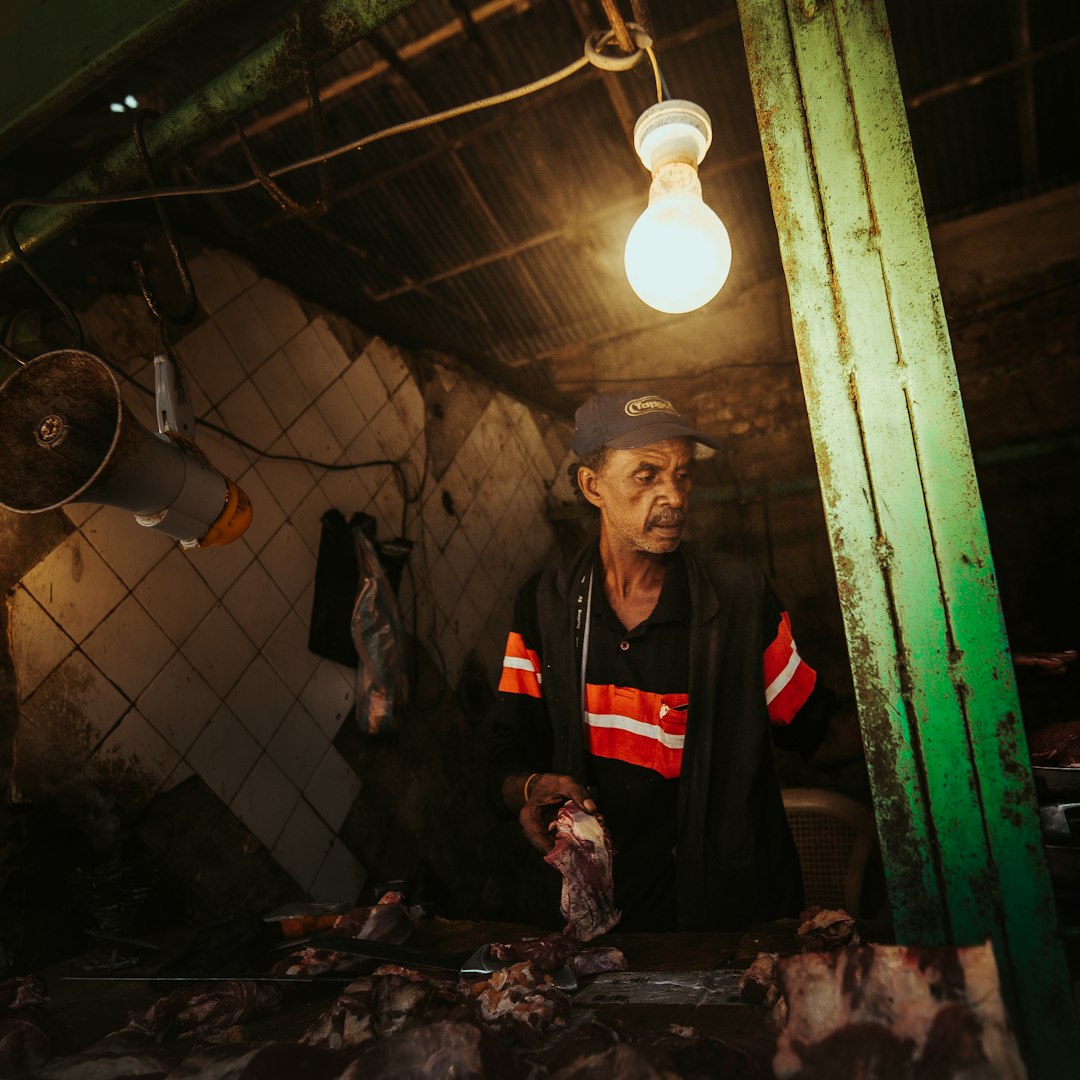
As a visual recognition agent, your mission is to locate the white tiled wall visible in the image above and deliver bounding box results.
[8,249,570,902]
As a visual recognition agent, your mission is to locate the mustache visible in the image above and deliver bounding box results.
[649,509,686,529]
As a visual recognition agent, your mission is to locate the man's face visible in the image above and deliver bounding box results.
[580,437,695,555]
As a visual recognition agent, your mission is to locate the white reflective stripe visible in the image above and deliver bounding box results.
[502,655,542,683]
[585,711,685,750]
[765,642,801,704]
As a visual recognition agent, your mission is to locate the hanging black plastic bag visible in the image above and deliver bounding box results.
[308,508,360,667]
[350,513,408,735]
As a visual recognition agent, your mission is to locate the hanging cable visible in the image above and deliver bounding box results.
[1,34,656,223]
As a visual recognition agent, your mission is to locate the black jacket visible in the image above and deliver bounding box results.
[491,541,805,931]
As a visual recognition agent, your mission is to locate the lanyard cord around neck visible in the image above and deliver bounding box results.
[577,567,594,722]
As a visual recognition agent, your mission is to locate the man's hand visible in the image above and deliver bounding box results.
[503,772,597,853]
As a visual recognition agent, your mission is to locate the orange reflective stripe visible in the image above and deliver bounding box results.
[764,613,816,725]
[499,632,543,698]
[583,684,687,779]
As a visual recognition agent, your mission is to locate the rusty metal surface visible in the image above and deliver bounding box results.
[736,0,1078,1075]
[0,0,423,272]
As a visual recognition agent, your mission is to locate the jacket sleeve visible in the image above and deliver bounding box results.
[761,580,833,759]
[485,571,555,813]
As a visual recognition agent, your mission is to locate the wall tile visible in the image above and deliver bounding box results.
[178,605,257,698]
[262,609,320,697]
[213,291,280,376]
[309,838,366,905]
[20,650,129,765]
[441,518,480,588]
[234,466,286,556]
[21,533,127,645]
[287,404,344,466]
[226,655,293,746]
[272,798,335,892]
[89,707,179,799]
[137,652,221,755]
[162,759,195,793]
[221,560,290,648]
[298,660,354,740]
[217,380,283,452]
[185,703,261,805]
[82,595,175,701]
[188,252,249,315]
[258,523,315,606]
[286,322,350,401]
[253,348,311,430]
[189,536,255,599]
[368,399,414,463]
[294,580,314,630]
[246,277,308,350]
[268,701,329,791]
[304,747,362,833]
[317,468,377,520]
[315,385,368,452]
[254,437,317,517]
[341,356,389,421]
[79,507,174,591]
[230,753,300,850]
[133,547,217,647]
[174,319,246,407]
[364,337,409,396]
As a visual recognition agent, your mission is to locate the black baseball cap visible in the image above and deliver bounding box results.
[571,391,719,459]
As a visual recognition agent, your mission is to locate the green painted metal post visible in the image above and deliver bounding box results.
[736,0,1078,1073]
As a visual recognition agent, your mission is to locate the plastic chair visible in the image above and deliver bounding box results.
[781,787,879,916]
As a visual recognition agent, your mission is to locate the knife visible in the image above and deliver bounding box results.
[280,936,577,990]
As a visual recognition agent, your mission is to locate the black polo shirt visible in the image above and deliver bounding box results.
[493,548,828,932]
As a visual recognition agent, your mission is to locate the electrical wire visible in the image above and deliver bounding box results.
[0,52,595,221]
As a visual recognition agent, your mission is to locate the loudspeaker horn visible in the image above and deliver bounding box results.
[0,349,251,547]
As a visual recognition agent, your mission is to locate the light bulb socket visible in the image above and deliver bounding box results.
[633,99,713,173]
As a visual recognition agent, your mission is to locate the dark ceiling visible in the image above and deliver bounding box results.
[2,0,1079,416]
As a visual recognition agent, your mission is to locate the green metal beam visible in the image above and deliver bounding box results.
[0,0,420,271]
[0,0,233,158]
[736,0,1078,1075]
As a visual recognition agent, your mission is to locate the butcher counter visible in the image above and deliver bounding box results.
[19,915,896,1077]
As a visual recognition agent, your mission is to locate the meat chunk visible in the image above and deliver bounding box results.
[543,802,620,941]
[772,942,1026,1079]
[273,895,413,978]
[738,952,781,1007]
[795,907,860,952]
[127,979,282,1040]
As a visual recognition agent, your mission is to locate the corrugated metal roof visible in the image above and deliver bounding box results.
[2,0,1078,412]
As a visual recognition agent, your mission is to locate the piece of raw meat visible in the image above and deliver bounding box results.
[350,1019,518,1079]
[30,1028,182,1079]
[1028,719,1080,766]
[487,934,627,976]
[739,952,781,1007]
[543,802,620,941]
[127,980,282,1039]
[461,960,571,1044]
[772,942,1027,1079]
[796,907,860,951]
[273,894,413,978]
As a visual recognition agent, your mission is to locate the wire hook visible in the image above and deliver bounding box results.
[130,109,198,327]
[0,207,85,353]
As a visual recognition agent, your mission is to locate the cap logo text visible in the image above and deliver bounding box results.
[624,395,675,417]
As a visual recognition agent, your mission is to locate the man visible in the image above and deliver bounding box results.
[487,391,854,932]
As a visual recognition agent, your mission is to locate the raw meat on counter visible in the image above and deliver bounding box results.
[127,979,283,1040]
[543,801,621,941]
[1028,719,1080,767]
[771,941,1026,1078]
[795,906,860,952]
[487,935,628,977]
[272,893,413,978]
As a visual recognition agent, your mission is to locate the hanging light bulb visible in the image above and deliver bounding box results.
[624,99,732,314]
